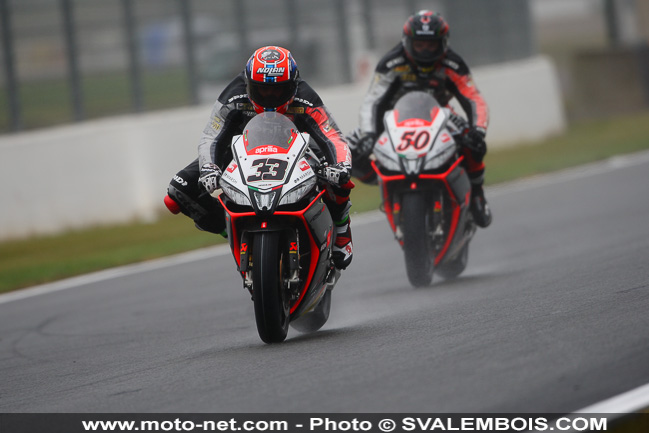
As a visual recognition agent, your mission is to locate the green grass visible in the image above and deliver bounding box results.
[485,112,649,184]
[1,111,649,294]
[0,214,219,293]
[348,111,649,214]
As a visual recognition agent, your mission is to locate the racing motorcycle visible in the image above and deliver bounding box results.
[216,112,340,344]
[370,91,476,287]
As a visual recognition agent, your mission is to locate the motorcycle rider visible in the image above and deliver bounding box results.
[348,10,492,228]
[164,46,354,270]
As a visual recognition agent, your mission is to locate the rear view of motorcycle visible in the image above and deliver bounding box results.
[217,112,341,343]
[370,91,476,287]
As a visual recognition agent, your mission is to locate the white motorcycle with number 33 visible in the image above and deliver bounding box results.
[217,112,341,344]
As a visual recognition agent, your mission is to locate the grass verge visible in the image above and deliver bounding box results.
[1,111,649,294]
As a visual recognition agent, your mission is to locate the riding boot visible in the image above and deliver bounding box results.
[470,185,492,228]
[329,200,353,270]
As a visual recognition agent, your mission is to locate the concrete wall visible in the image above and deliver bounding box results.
[0,55,565,241]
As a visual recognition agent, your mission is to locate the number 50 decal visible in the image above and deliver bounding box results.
[396,130,431,152]
[246,158,289,182]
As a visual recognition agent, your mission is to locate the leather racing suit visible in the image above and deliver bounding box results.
[167,72,353,238]
[353,43,489,186]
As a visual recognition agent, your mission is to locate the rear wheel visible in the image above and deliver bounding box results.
[401,193,434,287]
[252,232,290,343]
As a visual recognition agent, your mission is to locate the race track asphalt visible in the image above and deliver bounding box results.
[1,152,648,413]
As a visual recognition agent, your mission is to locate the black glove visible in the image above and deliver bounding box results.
[347,128,376,159]
[321,162,352,186]
[198,163,222,194]
[465,127,487,162]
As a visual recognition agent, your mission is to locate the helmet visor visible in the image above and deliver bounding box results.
[248,81,296,109]
[407,37,445,64]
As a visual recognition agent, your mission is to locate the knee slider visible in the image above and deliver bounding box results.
[167,185,208,220]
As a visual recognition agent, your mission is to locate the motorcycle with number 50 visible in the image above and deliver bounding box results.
[370,91,476,287]
[216,112,341,343]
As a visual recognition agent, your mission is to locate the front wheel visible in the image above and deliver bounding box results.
[401,193,434,287]
[252,232,290,343]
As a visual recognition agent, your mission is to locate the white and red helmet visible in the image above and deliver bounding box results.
[245,46,299,114]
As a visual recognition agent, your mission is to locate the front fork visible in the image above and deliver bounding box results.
[388,184,444,250]
[285,229,301,296]
[238,229,302,299]
[239,231,253,294]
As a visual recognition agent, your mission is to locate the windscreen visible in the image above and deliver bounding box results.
[244,112,297,153]
[393,91,440,123]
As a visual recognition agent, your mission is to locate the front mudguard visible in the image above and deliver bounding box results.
[372,157,474,266]
[219,192,335,320]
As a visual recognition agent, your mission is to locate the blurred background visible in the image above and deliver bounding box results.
[2,0,649,133]
[1,0,649,289]
[2,0,649,243]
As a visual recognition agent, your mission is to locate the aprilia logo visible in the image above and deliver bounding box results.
[293,97,313,107]
[254,145,280,154]
[386,57,405,69]
[227,94,248,103]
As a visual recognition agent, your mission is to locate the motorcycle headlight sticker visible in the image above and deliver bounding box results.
[423,145,455,171]
[278,176,316,206]
[220,179,251,206]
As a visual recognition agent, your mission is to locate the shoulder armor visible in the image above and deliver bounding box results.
[293,97,315,107]
[386,56,407,69]
[442,49,470,75]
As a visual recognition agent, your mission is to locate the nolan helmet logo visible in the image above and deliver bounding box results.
[256,67,285,77]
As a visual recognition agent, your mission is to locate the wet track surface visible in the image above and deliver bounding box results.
[2,153,649,413]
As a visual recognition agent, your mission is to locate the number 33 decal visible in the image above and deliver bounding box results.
[396,130,431,151]
[246,158,289,182]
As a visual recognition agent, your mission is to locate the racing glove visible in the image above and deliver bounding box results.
[347,128,376,159]
[465,127,487,162]
[321,162,352,186]
[198,163,222,194]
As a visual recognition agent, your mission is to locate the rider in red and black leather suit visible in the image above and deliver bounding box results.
[349,10,492,228]
[165,46,354,269]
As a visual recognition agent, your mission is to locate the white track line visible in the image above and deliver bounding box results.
[2,149,649,307]
[3,151,649,415]
[541,383,649,433]
[488,149,649,198]
[0,245,232,305]
[574,382,649,414]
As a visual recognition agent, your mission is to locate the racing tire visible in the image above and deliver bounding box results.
[252,232,290,343]
[401,193,434,287]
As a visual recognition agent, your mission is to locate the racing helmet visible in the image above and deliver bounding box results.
[402,10,449,67]
[245,46,299,114]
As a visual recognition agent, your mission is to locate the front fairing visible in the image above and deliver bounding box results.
[218,113,333,321]
[219,112,317,214]
[370,92,473,268]
[373,91,458,176]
